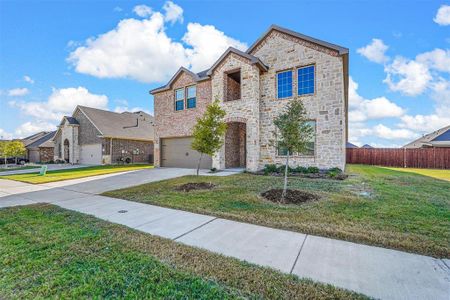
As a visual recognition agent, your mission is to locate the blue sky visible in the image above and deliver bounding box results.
[0,0,449,147]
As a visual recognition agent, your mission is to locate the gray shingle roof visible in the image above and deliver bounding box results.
[64,116,79,125]
[26,131,56,149]
[78,106,154,141]
[22,131,49,146]
[403,124,450,148]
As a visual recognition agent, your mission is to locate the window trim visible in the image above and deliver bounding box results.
[296,64,316,97]
[174,88,185,111]
[186,85,197,109]
[276,69,294,100]
[275,120,317,158]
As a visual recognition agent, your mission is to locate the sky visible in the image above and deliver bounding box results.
[0,0,449,147]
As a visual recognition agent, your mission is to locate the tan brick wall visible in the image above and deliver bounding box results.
[225,122,246,168]
[153,71,212,166]
[251,30,346,170]
[110,138,154,164]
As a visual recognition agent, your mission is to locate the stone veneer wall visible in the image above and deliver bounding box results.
[153,71,212,167]
[211,53,261,171]
[73,109,102,145]
[54,121,79,164]
[251,30,346,170]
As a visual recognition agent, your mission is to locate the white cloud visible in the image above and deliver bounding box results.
[383,56,432,96]
[113,6,123,12]
[10,87,108,121]
[372,124,416,140]
[68,3,246,83]
[133,4,152,17]
[398,114,450,133]
[357,38,389,63]
[23,75,34,84]
[183,23,247,71]
[163,1,183,24]
[434,5,450,26]
[416,48,450,73]
[14,121,55,138]
[8,88,29,97]
[349,77,404,122]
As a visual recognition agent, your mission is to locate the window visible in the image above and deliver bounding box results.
[186,86,196,109]
[276,121,316,156]
[175,88,184,111]
[297,65,315,96]
[277,70,293,99]
[225,70,241,101]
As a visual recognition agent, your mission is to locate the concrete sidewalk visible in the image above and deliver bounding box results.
[0,171,449,300]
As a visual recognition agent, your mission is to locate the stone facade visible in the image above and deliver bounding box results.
[53,119,80,163]
[152,27,347,171]
[252,30,346,170]
[153,71,212,167]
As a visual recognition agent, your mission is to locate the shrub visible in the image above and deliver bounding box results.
[277,165,294,174]
[306,166,319,174]
[327,167,343,178]
[328,167,342,174]
[294,166,308,174]
[263,164,278,174]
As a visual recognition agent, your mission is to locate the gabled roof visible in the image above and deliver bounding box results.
[346,142,358,148]
[206,47,268,76]
[26,131,56,149]
[361,144,374,149]
[403,125,450,148]
[246,24,349,55]
[64,116,80,125]
[77,106,154,141]
[22,131,49,146]
[150,67,209,94]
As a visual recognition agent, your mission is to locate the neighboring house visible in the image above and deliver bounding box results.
[22,131,49,147]
[53,106,154,165]
[361,144,374,149]
[403,125,450,148]
[346,142,358,148]
[151,25,348,171]
[26,131,55,163]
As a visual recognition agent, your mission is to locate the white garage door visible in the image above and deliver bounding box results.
[80,144,102,165]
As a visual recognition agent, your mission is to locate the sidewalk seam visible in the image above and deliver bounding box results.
[173,217,218,241]
[290,234,308,274]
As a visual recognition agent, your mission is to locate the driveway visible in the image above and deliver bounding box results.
[0,167,449,300]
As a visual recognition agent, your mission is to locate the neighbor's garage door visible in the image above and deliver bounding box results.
[80,144,102,165]
[28,150,40,163]
[161,137,212,169]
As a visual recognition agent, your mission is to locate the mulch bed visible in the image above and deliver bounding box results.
[261,189,319,204]
[252,171,348,180]
[175,182,215,192]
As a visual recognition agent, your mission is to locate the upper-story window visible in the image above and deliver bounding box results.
[277,70,293,99]
[175,88,184,111]
[297,65,315,96]
[186,86,196,109]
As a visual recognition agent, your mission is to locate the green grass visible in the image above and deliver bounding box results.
[0,164,153,184]
[0,166,39,172]
[383,167,450,181]
[104,165,450,258]
[0,205,366,299]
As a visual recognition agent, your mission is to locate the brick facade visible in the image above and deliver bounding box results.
[109,138,154,164]
[152,26,347,171]
[153,71,212,167]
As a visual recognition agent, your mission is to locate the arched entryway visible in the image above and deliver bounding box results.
[63,139,70,162]
[225,122,246,168]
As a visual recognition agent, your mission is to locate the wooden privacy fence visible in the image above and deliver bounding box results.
[346,148,450,169]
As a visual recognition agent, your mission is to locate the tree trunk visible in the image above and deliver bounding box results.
[281,151,289,203]
[196,153,203,176]
[15,157,17,165]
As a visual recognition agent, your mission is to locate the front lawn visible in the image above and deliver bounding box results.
[383,167,450,181]
[0,164,153,184]
[104,165,450,258]
[0,205,365,299]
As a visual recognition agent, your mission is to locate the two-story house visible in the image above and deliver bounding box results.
[151,25,348,171]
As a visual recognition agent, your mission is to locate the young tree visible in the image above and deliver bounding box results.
[7,140,26,164]
[273,99,313,202]
[191,99,227,176]
[0,141,8,167]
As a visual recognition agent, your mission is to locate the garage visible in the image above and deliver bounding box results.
[80,144,102,165]
[161,137,212,169]
[28,149,40,163]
